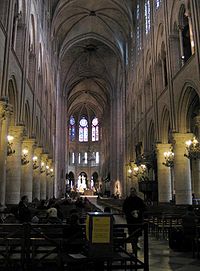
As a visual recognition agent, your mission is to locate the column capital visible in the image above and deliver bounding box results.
[156,143,172,153]
[8,125,25,140]
[0,101,13,120]
[172,132,194,145]
[34,147,43,157]
[41,153,48,162]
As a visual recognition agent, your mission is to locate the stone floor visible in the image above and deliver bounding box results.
[89,196,200,271]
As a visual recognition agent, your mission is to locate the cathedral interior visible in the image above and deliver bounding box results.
[0,0,200,206]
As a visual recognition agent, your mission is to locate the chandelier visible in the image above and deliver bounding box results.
[163,148,174,167]
[21,149,29,165]
[7,135,15,156]
[128,162,148,181]
[184,137,200,160]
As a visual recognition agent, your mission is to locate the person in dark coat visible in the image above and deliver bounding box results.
[122,187,146,253]
[63,213,84,253]
[18,195,31,223]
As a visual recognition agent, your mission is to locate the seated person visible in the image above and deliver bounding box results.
[18,195,31,223]
[46,207,62,224]
[63,213,84,253]
[182,205,198,249]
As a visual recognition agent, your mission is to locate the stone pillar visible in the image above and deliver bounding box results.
[50,164,55,198]
[0,102,12,206]
[32,147,42,200]
[46,159,52,199]
[191,159,200,198]
[6,126,24,204]
[191,116,200,198]
[156,143,172,203]
[40,154,48,200]
[20,139,35,202]
[173,133,193,205]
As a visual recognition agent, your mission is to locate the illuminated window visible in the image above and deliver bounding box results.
[78,153,81,164]
[136,2,141,52]
[79,117,88,142]
[84,152,88,164]
[145,0,151,34]
[96,152,99,164]
[69,116,75,141]
[92,117,99,141]
[72,152,75,164]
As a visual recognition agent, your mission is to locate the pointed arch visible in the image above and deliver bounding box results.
[8,78,18,126]
[177,83,200,133]
[160,105,170,143]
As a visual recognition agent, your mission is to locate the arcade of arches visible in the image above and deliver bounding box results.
[0,0,200,206]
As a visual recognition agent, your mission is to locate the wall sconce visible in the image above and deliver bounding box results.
[32,156,39,170]
[163,148,174,167]
[184,137,200,160]
[7,135,15,156]
[21,149,29,165]
[40,162,45,173]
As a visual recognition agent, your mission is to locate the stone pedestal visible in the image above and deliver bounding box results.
[156,143,172,203]
[20,139,35,202]
[173,133,193,205]
[6,126,24,204]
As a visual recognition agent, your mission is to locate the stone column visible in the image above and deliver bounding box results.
[191,116,200,198]
[40,154,48,200]
[50,164,55,198]
[191,159,200,198]
[172,133,193,204]
[32,147,42,200]
[6,126,24,204]
[20,139,35,202]
[0,102,12,206]
[156,143,172,203]
[46,159,52,199]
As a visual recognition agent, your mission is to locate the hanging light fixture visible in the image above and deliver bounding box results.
[184,137,200,159]
[32,156,39,170]
[163,148,174,167]
[127,161,148,181]
[7,135,15,156]
[21,149,29,165]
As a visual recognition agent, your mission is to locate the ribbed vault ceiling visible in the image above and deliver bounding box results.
[51,0,133,118]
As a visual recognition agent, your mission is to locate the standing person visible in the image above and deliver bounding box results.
[18,195,31,223]
[122,187,146,253]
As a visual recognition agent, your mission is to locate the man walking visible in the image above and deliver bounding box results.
[123,187,146,253]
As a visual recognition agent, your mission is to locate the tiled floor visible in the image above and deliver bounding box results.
[138,236,200,271]
[89,196,200,271]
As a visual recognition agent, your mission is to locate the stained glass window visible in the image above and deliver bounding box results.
[136,2,141,52]
[155,0,161,9]
[145,0,151,34]
[79,117,88,142]
[69,116,75,141]
[92,117,99,141]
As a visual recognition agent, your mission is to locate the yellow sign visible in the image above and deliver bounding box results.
[92,216,110,243]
